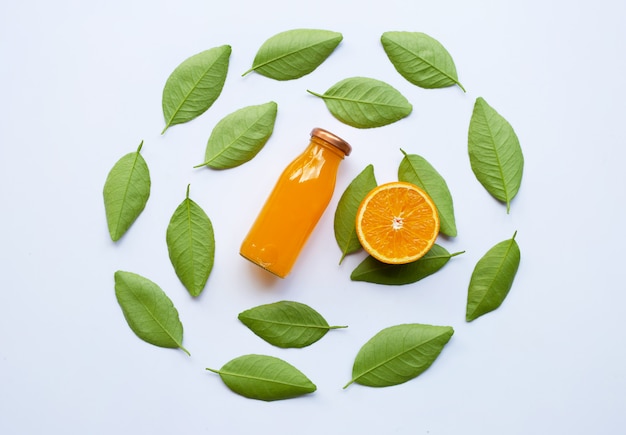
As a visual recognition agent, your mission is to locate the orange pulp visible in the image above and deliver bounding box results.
[355,181,440,264]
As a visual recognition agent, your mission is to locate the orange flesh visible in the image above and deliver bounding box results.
[240,139,345,277]
[356,182,439,264]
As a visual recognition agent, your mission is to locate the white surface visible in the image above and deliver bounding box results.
[1,1,625,434]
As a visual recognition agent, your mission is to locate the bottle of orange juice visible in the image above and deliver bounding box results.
[240,128,352,278]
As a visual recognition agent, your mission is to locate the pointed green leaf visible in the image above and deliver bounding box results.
[103,141,150,241]
[162,45,231,133]
[114,271,189,355]
[468,97,524,212]
[195,102,277,169]
[381,31,465,91]
[207,354,316,401]
[334,164,378,263]
[238,301,347,348]
[307,77,412,128]
[466,232,520,322]
[166,185,215,297]
[398,150,457,237]
[345,323,454,388]
[350,244,463,285]
[243,29,342,80]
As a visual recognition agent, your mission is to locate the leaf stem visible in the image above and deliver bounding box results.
[329,325,349,330]
[343,379,355,389]
[450,250,465,257]
[179,345,191,356]
[306,89,323,98]
[205,367,220,374]
[136,140,144,153]
[193,162,209,169]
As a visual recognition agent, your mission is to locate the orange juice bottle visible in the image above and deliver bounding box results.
[240,128,352,278]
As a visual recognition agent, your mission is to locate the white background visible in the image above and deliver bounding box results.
[1,1,625,434]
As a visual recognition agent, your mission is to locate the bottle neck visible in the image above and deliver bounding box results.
[309,136,347,159]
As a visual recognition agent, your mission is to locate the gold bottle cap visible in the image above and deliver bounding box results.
[311,128,352,156]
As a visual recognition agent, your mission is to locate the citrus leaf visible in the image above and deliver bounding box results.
[307,77,412,128]
[114,271,189,355]
[166,185,215,297]
[195,102,277,169]
[334,164,378,263]
[243,29,342,80]
[381,31,465,91]
[103,141,150,241]
[468,97,524,212]
[207,354,316,401]
[398,150,457,237]
[345,323,454,388]
[350,244,463,285]
[161,45,231,133]
[238,301,347,348]
[466,232,520,322]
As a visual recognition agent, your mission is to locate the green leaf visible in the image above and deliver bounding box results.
[345,323,454,388]
[166,185,215,297]
[466,232,520,322]
[468,97,524,212]
[103,141,150,241]
[398,150,457,237]
[381,31,465,91]
[243,29,342,80]
[350,244,463,285]
[307,77,412,128]
[334,164,378,263]
[114,271,189,355]
[238,301,347,348]
[195,102,277,169]
[161,45,231,133]
[207,354,316,401]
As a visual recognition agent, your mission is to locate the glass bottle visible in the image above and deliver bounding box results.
[240,128,352,278]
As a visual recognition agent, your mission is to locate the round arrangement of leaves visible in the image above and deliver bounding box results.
[103,28,523,401]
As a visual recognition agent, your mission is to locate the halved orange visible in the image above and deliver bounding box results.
[355,181,440,264]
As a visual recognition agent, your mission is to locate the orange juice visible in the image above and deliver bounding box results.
[240,128,352,278]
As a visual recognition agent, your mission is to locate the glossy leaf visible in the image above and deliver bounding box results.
[334,164,378,263]
[468,97,524,212]
[238,301,347,348]
[398,150,457,237]
[381,31,465,91]
[307,77,412,128]
[103,141,150,241]
[351,244,463,285]
[166,185,215,297]
[207,354,316,401]
[195,102,277,169]
[466,232,520,321]
[114,271,189,355]
[161,45,231,133]
[345,323,454,388]
[243,29,342,80]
